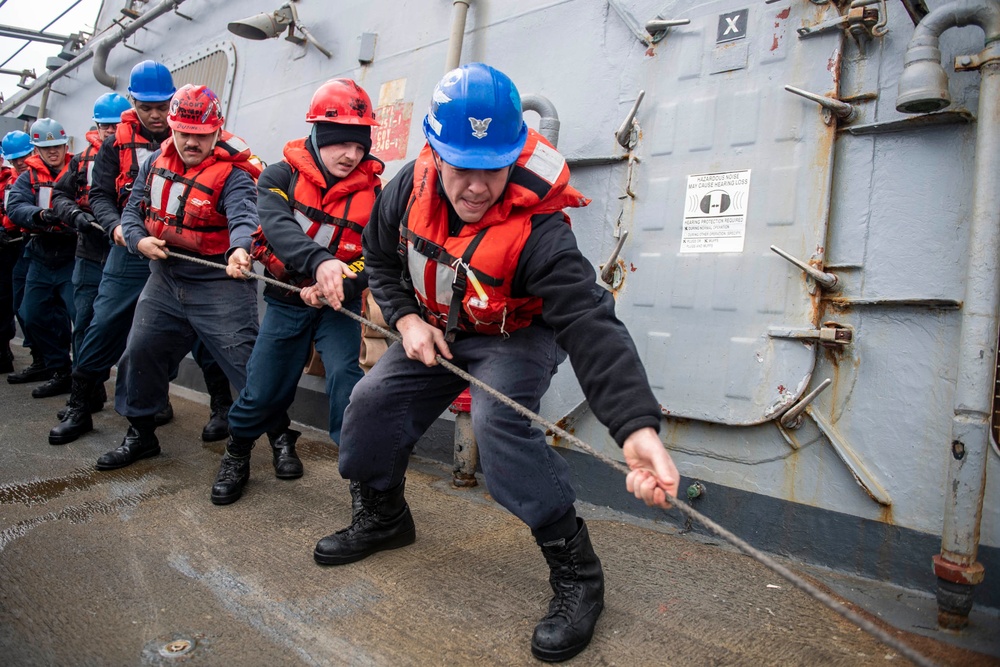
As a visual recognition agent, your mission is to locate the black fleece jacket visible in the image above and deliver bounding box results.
[363,159,661,447]
[52,155,111,264]
[256,142,374,306]
[89,124,169,231]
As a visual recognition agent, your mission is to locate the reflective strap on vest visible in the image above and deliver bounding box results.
[126,143,157,178]
[293,209,339,248]
[149,172,187,218]
[37,185,53,209]
[408,248,457,314]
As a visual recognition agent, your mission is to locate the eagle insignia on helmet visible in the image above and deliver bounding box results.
[468,117,491,139]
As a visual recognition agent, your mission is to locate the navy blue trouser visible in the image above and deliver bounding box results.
[11,247,31,347]
[73,246,149,378]
[228,294,363,444]
[19,257,74,369]
[337,324,576,531]
[73,246,225,385]
[115,260,258,419]
[0,242,20,346]
[71,256,104,362]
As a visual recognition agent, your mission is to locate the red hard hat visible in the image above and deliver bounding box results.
[167,84,225,134]
[305,79,378,126]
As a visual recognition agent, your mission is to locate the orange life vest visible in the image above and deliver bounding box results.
[251,137,383,285]
[143,133,262,256]
[0,166,16,232]
[25,152,73,232]
[113,109,161,209]
[74,129,103,210]
[401,129,589,339]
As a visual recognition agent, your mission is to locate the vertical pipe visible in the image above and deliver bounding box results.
[452,412,478,487]
[444,0,471,72]
[37,85,50,117]
[937,42,999,628]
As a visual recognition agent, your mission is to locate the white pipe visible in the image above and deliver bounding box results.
[93,0,192,89]
[899,0,1000,630]
[444,0,471,72]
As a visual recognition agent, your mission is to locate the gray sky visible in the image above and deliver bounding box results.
[0,0,103,105]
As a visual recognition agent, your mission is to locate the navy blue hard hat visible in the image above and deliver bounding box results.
[422,63,528,169]
[93,92,132,123]
[2,130,32,159]
[127,60,176,102]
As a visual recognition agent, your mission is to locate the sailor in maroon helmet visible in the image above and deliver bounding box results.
[215,79,383,506]
[94,84,262,472]
[48,62,241,447]
[312,63,679,662]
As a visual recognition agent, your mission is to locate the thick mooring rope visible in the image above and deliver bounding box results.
[161,248,937,667]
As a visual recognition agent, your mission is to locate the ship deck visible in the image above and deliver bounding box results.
[1,345,998,666]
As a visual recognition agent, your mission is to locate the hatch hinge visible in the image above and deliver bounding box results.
[797,1,888,51]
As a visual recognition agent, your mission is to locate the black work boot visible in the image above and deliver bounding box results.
[268,428,303,479]
[96,423,161,470]
[530,519,605,662]
[210,436,253,505]
[0,345,12,374]
[349,480,363,520]
[31,367,72,398]
[49,376,97,445]
[7,352,53,384]
[201,379,233,442]
[314,479,416,565]
[58,380,106,420]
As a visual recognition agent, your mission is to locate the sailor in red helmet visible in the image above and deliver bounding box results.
[94,84,262,472]
[312,63,679,663]
[49,61,239,449]
[214,79,383,505]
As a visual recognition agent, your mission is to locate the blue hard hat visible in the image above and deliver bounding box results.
[29,118,68,147]
[2,131,32,159]
[127,60,175,102]
[93,92,132,123]
[422,63,528,169]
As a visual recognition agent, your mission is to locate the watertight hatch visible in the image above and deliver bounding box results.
[618,1,839,425]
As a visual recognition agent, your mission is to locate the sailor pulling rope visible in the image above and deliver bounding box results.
[153,242,936,667]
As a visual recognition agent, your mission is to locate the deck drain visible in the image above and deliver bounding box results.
[159,638,194,658]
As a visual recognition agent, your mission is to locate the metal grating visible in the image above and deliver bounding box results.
[166,41,237,125]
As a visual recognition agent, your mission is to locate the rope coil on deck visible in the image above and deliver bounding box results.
[160,247,937,667]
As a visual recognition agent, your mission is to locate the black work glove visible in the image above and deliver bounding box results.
[73,210,100,234]
[0,227,10,246]
[35,209,59,227]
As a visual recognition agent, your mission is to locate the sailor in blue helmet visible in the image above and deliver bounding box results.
[48,61,237,446]
[48,93,131,386]
[5,118,76,393]
[0,130,34,374]
[312,63,680,662]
